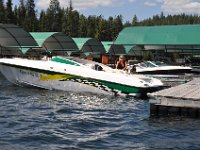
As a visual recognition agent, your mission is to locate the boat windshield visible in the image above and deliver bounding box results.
[154,61,171,66]
[53,56,113,71]
[68,57,113,70]
[138,61,171,68]
[67,57,96,65]
[139,61,157,68]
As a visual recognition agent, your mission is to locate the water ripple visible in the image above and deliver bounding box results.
[0,75,200,149]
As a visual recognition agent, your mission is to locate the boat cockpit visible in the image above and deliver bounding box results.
[52,56,113,72]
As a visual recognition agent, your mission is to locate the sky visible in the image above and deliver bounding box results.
[12,0,200,22]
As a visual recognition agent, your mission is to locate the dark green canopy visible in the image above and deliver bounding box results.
[102,41,126,55]
[30,32,79,52]
[0,24,38,55]
[73,38,106,55]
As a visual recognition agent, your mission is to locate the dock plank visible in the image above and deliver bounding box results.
[170,85,199,99]
[152,78,200,100]
[154,84,189,97]
[184,86,200,100]
[150,78,200,118]
[153,84,184,96]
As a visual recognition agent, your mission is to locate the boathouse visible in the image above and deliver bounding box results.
[0,24,38,57]
[30,32,79,56]
[102,41,126,56]
[115,25,200,63]
[73,38,106,55]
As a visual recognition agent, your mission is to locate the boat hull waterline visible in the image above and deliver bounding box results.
[0,58,163,97]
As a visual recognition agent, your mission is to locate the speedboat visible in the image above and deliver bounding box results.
[0,57,163,97]
[135,61,192,74]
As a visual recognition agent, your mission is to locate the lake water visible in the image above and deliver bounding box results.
[0,75,200,150]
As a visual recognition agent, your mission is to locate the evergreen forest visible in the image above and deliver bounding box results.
[0,0,200,41]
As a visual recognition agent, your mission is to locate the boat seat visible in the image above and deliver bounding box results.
[87,64,103,71]
[94,64,103,71]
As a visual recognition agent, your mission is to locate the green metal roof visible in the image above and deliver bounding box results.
[102,41,126,55]
[30,32,58,46]
[73,38,106,54]
[115,25,200,45]
[125,45,143,56]
[102,41,113,53]
[20,48,30,54]
[73,38,91,50]
[30,32,79,52]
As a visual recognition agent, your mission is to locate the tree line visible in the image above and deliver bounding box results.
[1,0,200,41]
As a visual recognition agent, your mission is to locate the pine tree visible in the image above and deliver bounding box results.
[78,15,87,37]
[13,5,17,24]
[96,16,109,41]
[17,0,26,26]
[87,16,97,38]
[47,0,62,31]
[24,0,38,31]
[132,14,138,26]
[61,8,68,33]
[0,0,5,23]
[112,15,123,40]
[71,10,79,37]
[107,17,114,40]
[5,0,14,23]
[65,1,79,37]
[39,10,47,31]
[65,0,74,36]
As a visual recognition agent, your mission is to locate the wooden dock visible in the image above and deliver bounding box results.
[150,78,200,118]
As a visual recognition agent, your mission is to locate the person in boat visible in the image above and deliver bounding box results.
[116,55,128,70]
